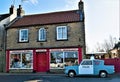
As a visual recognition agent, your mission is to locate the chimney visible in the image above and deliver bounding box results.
[78,0,84,11]
[78,0,84,21]
[17,5,25,17]
[9,5,14,14]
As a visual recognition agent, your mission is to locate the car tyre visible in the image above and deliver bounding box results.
[99,71,107,78]
[68,71,75,78]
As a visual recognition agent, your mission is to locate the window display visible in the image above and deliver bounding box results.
[10,51,33,69]
[50,51,78,69]
[64,52,78,66]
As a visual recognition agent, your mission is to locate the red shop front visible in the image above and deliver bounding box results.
[6,47,82,73]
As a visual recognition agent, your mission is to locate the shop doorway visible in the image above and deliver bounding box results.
[36,52,49,72]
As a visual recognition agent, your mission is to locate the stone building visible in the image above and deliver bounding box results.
[0,5,17,72]
[5,0,86,73]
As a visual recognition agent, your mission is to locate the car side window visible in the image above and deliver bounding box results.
[81,60,92,65]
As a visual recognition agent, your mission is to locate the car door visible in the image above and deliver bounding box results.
[79,60,94,74]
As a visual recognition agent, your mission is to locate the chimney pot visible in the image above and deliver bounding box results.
[17,5,25,17]
[9,5,14,14]
[19,5,22,9]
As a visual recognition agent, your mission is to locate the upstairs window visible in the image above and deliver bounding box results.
[38,28,46,41]
[56,26,68,40]
[19,29,28,42]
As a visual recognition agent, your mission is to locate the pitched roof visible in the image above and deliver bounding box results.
[0,14,10,21]
[10,10,80,27]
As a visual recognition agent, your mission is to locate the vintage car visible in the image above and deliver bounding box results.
[65,59,115,78]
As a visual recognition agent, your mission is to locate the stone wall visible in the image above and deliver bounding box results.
[6,22,85,51]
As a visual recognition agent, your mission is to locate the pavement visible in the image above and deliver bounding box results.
[0,72,64,76]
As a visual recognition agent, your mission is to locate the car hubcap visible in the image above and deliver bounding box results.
[69,72,74,77]
[101,72,106,78]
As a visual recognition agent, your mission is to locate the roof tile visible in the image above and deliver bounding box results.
[10,10,80,27]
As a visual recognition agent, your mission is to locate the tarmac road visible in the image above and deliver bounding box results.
[0,73,120,82]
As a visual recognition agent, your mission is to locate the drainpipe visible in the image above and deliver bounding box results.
[2,24,7,72]
[78,0,86,58]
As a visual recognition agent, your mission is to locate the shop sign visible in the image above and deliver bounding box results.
[36,49,47,52]
[50,48,78,52]
[10,50,33,54]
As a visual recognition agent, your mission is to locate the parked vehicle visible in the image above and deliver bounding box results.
[64,59,115,78]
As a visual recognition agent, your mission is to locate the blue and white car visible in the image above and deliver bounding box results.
[65,59,114,78]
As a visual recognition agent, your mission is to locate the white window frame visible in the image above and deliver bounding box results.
[9,50,33,69]
[38,28,46,41]
[56,26,68,40]
[50,51,78,69]
[19,29,28,42]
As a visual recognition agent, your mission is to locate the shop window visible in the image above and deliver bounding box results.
[19,29,28,42]
[10,52,33,69]
[38,28,46,41]
[50,51,78,69]
[64,52,78,66]
[56,26,68,40]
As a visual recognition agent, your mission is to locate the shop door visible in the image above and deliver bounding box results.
[36,52,49,72]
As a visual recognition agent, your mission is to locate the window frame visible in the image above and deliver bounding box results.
[9,51,33,69]
[81,60,92,65]
[56,26,68,40]
[38,28,47,42]
[19,29,29,42]
[50,51,78,69]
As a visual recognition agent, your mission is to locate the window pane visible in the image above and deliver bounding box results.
[64,52,78,66]
[10,54,21,68]
[10,52,33,69]
[22,53,33,68]
[81,61,92,65]
[57,28,62,39]
[50,51,78,69]
[19,29,28,42]
[39,28,46,41]
[62,27,67,39]
[50,52,64,69]
[57,26,67,40]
